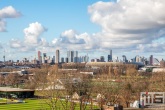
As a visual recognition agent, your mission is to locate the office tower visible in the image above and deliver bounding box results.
[61,57,64,63]
[108,49,112,62]
[110,49,112,57]
[43,53,47,63]
[43,53,46,58]
[100,56,105,62]
[135,55,140,62]
[67,51,74,62]
[38,51,42,64]
[46,56,51,63]
[94,58,100,62]
[65,57,68,63]
[56,49,60,64]
[91,59,95,62]
[73,51,78,63]
[52,56,55,63]
[79,55,87,63]
[84,55,89,62]
[149,55,153,65]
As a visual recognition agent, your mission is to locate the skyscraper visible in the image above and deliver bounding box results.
[38,51,42,64]
[67,51,79,63]
[150,55,153,65]
[56,49,60,64]
[67,51,74,62]
[100,56,105,62]
[61,57,64,63]
[65,57,68,63]
[73,51,78,63]
[43,53,47,63]
[108,50,112,62]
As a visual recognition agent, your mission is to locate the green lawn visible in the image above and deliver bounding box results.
[0,99,99,110]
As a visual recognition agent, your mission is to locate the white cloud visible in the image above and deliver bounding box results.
[137,39,165,53]
[10,22,48,52]
[0,6,21,18]
[60,30,85,44]
[52,29,98,50]
[88,0,165,52]
[8,0,165,57]
[0,6,21,32]
[0,19,6,32]
[0,43,3,49]
[10,39,23,48]
[24,22,47,44]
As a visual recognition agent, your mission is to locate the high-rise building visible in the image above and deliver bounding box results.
[67,51,74,62]
[56,49,60,64]
[79,55,89,62]
[94,58,100,62]
[56,50,60,63]
[108,50,112,62]
[43,53,47,63]
[61,57,64,63]
[73,51,78,63]
[52,56,55,64]
[65,57,68,63]
[84,55,89,62]
[149,55,153,65]
[38,51,42,64]
[91,59,95,62]
[135,55,140,62]
[100,56,105,62]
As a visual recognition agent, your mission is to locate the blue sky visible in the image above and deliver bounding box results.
[0,0,165,61]
[0,0,103,40]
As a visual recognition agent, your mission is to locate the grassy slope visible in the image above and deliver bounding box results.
[0,99,98,110]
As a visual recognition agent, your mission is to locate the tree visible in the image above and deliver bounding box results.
[120,65,149,107]
[35,65,77,110]
[92,74,122,109]
[5,73,19,87]
[64,74,93,110]
[0,75,5,86]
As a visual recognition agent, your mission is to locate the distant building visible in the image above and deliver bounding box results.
[67,51,79,63]
[108,50,112,62]
[61,57,64,63]
[122,55,128,62]
[56,49,60,64]
[38,51,42,64]
[67,51,74,62]
[73,51,78,63]
[160,59,165,67]
[100,56,105,62]
[91,59,95,62]
[65,57,68,63]
[52,56,55,64]
[149,55,153,65]
[43,53,47,63]
[79,55,89,62]
[135,55,140,62]
[94,58,100,62]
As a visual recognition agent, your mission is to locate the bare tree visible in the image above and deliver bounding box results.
[5,73,19,87]
[0,75,5,86]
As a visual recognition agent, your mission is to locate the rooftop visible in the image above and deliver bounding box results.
[0,87,34,92]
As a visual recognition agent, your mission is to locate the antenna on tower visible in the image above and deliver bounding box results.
[3,50,5,64]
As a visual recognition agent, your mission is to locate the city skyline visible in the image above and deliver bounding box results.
[1,0,165,61]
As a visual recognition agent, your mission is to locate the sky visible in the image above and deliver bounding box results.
[0,0,165,61]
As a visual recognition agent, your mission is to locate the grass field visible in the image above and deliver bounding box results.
[0,99,99,110]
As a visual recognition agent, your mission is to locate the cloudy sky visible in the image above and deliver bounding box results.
[0,0,165,61]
